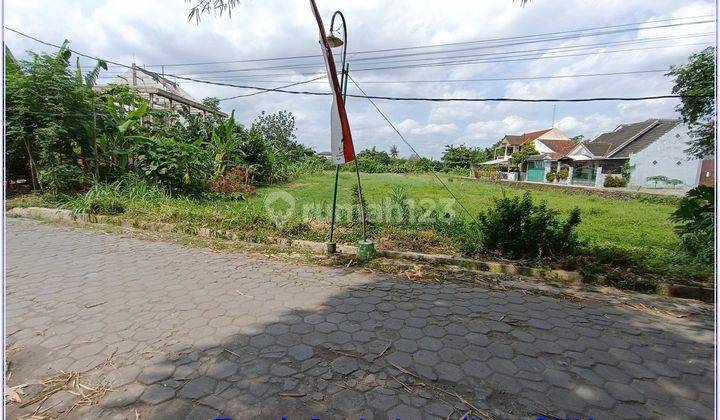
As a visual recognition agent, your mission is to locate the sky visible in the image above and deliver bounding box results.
[4,0,716,158]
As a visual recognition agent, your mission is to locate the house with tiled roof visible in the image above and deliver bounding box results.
[496,127,572,159]
[477,127,575,181]
[565,118,711,188]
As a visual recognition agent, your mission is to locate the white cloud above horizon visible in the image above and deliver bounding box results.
[4,0,715,158]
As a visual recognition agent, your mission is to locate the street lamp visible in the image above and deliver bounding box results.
[325,10,373,260]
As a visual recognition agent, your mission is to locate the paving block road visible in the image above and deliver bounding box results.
[6,218,714,419]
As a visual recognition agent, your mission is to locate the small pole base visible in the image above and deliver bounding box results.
[356,239,375,262]
[325,242,337,254]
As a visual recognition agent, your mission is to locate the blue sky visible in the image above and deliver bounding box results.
[4,0,715,158]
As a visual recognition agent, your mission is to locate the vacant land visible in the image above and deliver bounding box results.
[255,172,680,252]
[10,171,707,282]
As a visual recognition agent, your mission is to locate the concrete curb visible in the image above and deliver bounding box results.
[8,206,712,302]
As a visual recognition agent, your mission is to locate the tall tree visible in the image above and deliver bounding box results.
[667,47,714,159]
[389,145,399,159]
[202,96,221,111]
[5,40,98,190]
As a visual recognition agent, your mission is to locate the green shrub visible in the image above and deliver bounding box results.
[85,196,125,215]
[671,186,713,264]
[63,175,168,215]
[476,192,581,260]
[434,218,483,255]
[132,136,211,195]
[557,168,569,180]
[37,164,91,194]
[604,174,628,187]
[545,171,556,182]
[646,175,670,188]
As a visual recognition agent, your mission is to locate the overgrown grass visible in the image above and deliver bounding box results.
[8,171,711,285]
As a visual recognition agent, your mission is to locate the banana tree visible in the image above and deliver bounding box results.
[96,99,148,178]
[205,110,244,179]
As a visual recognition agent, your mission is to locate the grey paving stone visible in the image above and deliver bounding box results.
[178,377,217,399]
[140,384,175,404]
[144,399,194,420]
[5,219,713,419]
[331,356,359,375]
[105,365,141,387]
[101,383,145,408]
[412,349,439,366]
[288,344,314,361]
[606,381,646,403]
[205,360,238,379]
[387,404,421,420]
[435,362,463,382]
[332,389,366,414]
[185,405,220,420]
[367,390,399,411]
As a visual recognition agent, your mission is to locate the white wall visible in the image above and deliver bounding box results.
[538,128,571,141]
[533,140,553,154]
[628,125,702,188]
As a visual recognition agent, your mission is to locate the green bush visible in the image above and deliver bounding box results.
[545,171,556,182]
[132,137,211,195]
[476,192,582,260]
[385,186,412,226]
[671,186,713,264]
[37,164,92,194]
[646,175,670,188]
[604,174,628,187]
[85,196,125,215]
[63,175,168,215]
[557,168,569,180]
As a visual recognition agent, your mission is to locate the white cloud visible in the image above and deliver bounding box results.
[4,0,713,158]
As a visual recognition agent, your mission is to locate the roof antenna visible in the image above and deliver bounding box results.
[551,104,557,127]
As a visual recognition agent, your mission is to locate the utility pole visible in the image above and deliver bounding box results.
[327,62,348,251]
[314,4,374,260]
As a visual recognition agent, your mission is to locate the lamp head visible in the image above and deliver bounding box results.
[326,33,344,48]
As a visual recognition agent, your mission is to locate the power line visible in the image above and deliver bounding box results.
[7,28,710,104]
[218,75,327,101]
[341,24,713,63]
[349,41,711,73]
[169,73,709,102]
[173,69,669,84]
[7,22,711,79]
[166,41,709,77]
[78,14,715,68]
[5,27,134,70]
[342,15,714,55]
[169,34,712,76]
[50,16,714,72]
[347,74,477,223]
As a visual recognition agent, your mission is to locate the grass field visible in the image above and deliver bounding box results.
[253,172,679,251]
[10,171,709,283]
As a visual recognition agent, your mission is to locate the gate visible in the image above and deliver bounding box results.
[526,167,545,182]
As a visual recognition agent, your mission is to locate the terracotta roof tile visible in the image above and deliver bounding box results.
[538,139,576,157]
[502,128,553,146]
